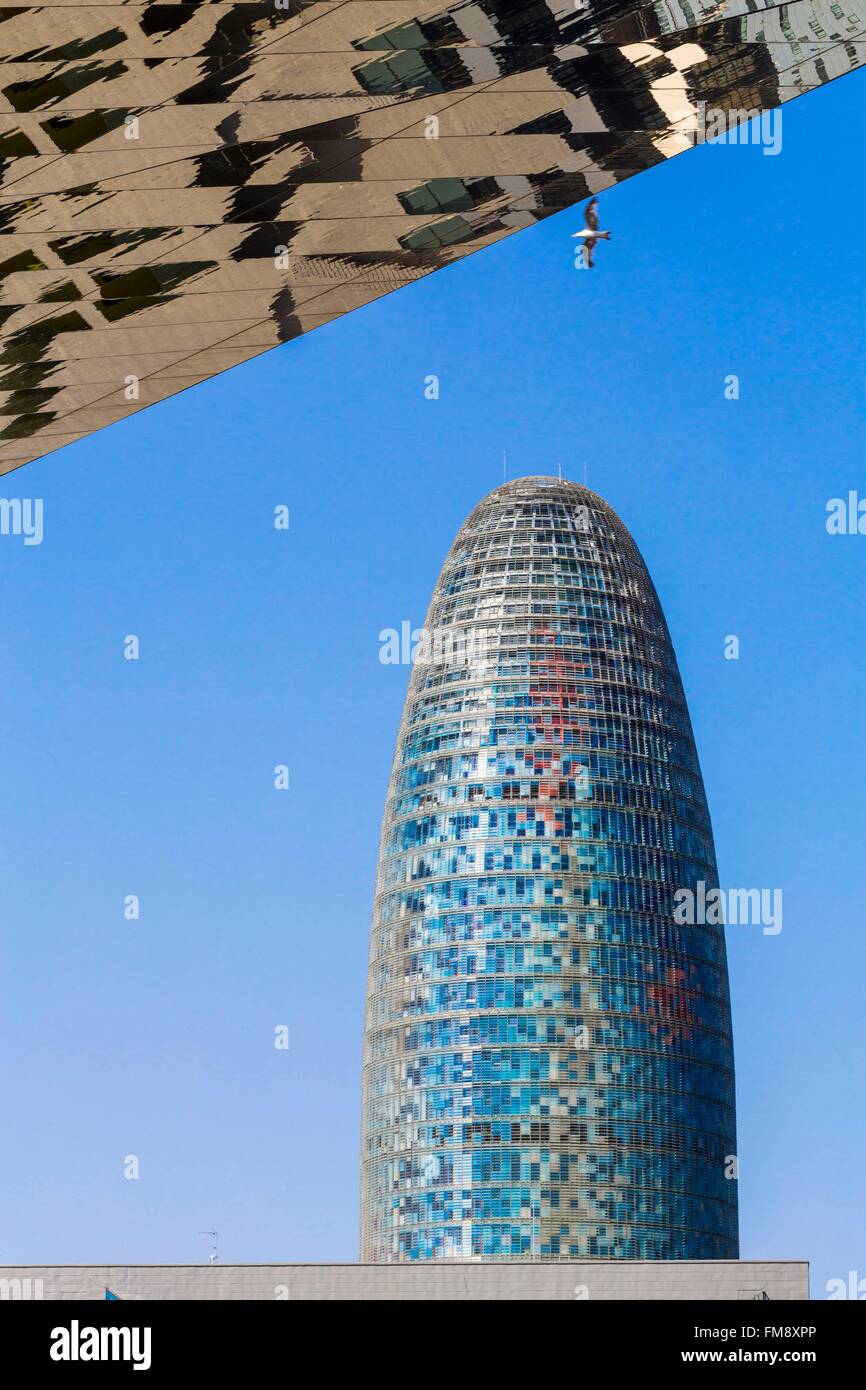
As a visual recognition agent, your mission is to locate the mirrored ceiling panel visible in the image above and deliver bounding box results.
[1,0,863,472]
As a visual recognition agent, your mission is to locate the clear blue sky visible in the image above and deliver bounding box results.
[1,74,864,1298]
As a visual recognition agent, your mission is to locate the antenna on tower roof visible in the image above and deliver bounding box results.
[199,1230,218,1265]
[584,460,588,487]
[503,450,507,483]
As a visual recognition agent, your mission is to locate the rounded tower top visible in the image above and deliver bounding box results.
[468,475,614,514]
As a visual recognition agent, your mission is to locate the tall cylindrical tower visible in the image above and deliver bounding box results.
[361,478,738,1262]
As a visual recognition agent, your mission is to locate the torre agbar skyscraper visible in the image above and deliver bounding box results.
[361,477,738,1263]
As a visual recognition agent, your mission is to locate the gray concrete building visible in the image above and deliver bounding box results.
[0,1261,808,1301]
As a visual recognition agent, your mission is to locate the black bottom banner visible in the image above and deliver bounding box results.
[2,1296,861,1375]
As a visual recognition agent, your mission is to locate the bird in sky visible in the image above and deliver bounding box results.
[571,197,612,268]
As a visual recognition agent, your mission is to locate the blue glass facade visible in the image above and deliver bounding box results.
[361,478,738,1262]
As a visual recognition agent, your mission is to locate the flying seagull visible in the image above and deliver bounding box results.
[572,197,611,268]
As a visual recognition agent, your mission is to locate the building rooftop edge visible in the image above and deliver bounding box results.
[0,1260,809,1269]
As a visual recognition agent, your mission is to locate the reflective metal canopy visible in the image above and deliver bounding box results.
[1,0,863,473]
